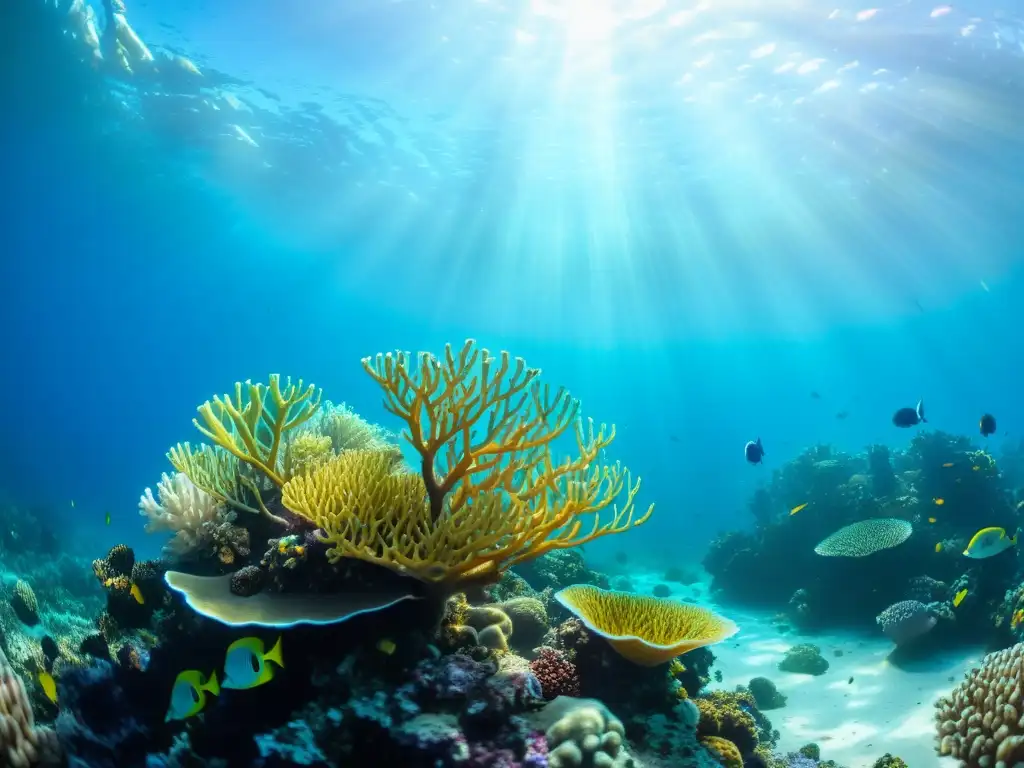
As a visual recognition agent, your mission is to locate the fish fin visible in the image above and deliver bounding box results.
[204,670,220,697]
[265,636,284,669]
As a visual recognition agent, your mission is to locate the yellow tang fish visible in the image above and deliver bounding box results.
[934,498,945,506]
[928,517,937,524]
[935,542,943,553]
[377,638,397,656]
[963,527,1018,559]
[38,671,57,704]
[973,466,980,471]
[166,670,218,721]
[953,588,968,608]
[130,584,144,605]
[790,503,808,516]
[222,636,283,690]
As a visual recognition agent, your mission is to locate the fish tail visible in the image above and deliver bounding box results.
[265,635,284,669]
[204,670,220,697]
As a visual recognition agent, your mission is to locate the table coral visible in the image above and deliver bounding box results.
[814,518,913,557]
[554,585,738,666]
[935,642,1024,765]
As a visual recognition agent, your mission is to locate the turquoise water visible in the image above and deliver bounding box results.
[2,0,1023,612]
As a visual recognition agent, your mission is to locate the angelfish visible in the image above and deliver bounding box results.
[166,670,219,721]
[222,636,284,690]
[744,438,765,465]
[963,527,1018,559]
[892,399,926,428]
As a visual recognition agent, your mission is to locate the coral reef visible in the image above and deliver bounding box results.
[935,642,1024,765]
[747,678,786,710]
[778,645,828,676]
[875,600,937,645]
[0,646,61,767]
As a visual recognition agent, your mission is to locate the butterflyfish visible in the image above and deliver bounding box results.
[166,670,219,721]
[963,527,1018,559]
[222,636,283,690]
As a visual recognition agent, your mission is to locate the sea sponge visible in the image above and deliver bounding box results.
[814,518,912,557]
[876,600,937,645]
[935,642,1024,765]
[0,646,61,767]
[702,736,743,768]
[778,644,829,676]
[537,697,635,768]
[554,584,738,666]
[10,582,38,627]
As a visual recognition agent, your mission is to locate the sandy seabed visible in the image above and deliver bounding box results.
[628,573,980,767]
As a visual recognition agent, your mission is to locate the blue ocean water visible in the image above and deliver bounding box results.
[3,0,1024,570]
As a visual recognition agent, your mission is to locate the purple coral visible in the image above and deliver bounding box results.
[876,600,937,644]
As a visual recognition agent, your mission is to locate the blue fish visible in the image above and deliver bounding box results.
[166,670,218,721]
[222,636,284,690]
[744,438,764,465]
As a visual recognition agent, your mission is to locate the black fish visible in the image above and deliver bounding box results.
[810,391,821,400]
[835,410,849,420]
[744,438,765,465]
[893,399,926,428]
[980,413,996,437]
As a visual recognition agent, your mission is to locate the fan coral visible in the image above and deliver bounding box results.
[703,736,743,768]
[814,518,913,557]
[138,472,231,557]
[0,646,61,767]
[282,340,653,592]
[530,649,580,700]
[554,584,738,666]
[936,643,1024,765]
[876,600,937,645]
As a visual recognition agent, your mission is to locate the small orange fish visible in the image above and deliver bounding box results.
[928,517,937,524]
[934,498,945,506]
[935,542,943,553]
[790,503,808,516]
[942,462,954,468]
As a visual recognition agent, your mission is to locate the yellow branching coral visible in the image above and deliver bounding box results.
[193,374,322,487]
[168,441,283,523]
[282,339,652,591]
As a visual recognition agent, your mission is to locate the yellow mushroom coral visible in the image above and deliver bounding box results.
[554,585,738,667]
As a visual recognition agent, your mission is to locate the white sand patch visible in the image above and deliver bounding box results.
[624,572,981,767]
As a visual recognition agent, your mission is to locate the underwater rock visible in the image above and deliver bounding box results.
[778,645,828,676]
[652,584,672,598]
[747,677,787,710]
[497,597,549,652]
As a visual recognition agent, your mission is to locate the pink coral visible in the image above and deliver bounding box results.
[0,648,61,767]
[530,648,581,700]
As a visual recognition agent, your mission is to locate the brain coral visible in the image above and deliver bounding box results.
[814,518,912,557]
[936,643,1024,765]
[876,600,937,645]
